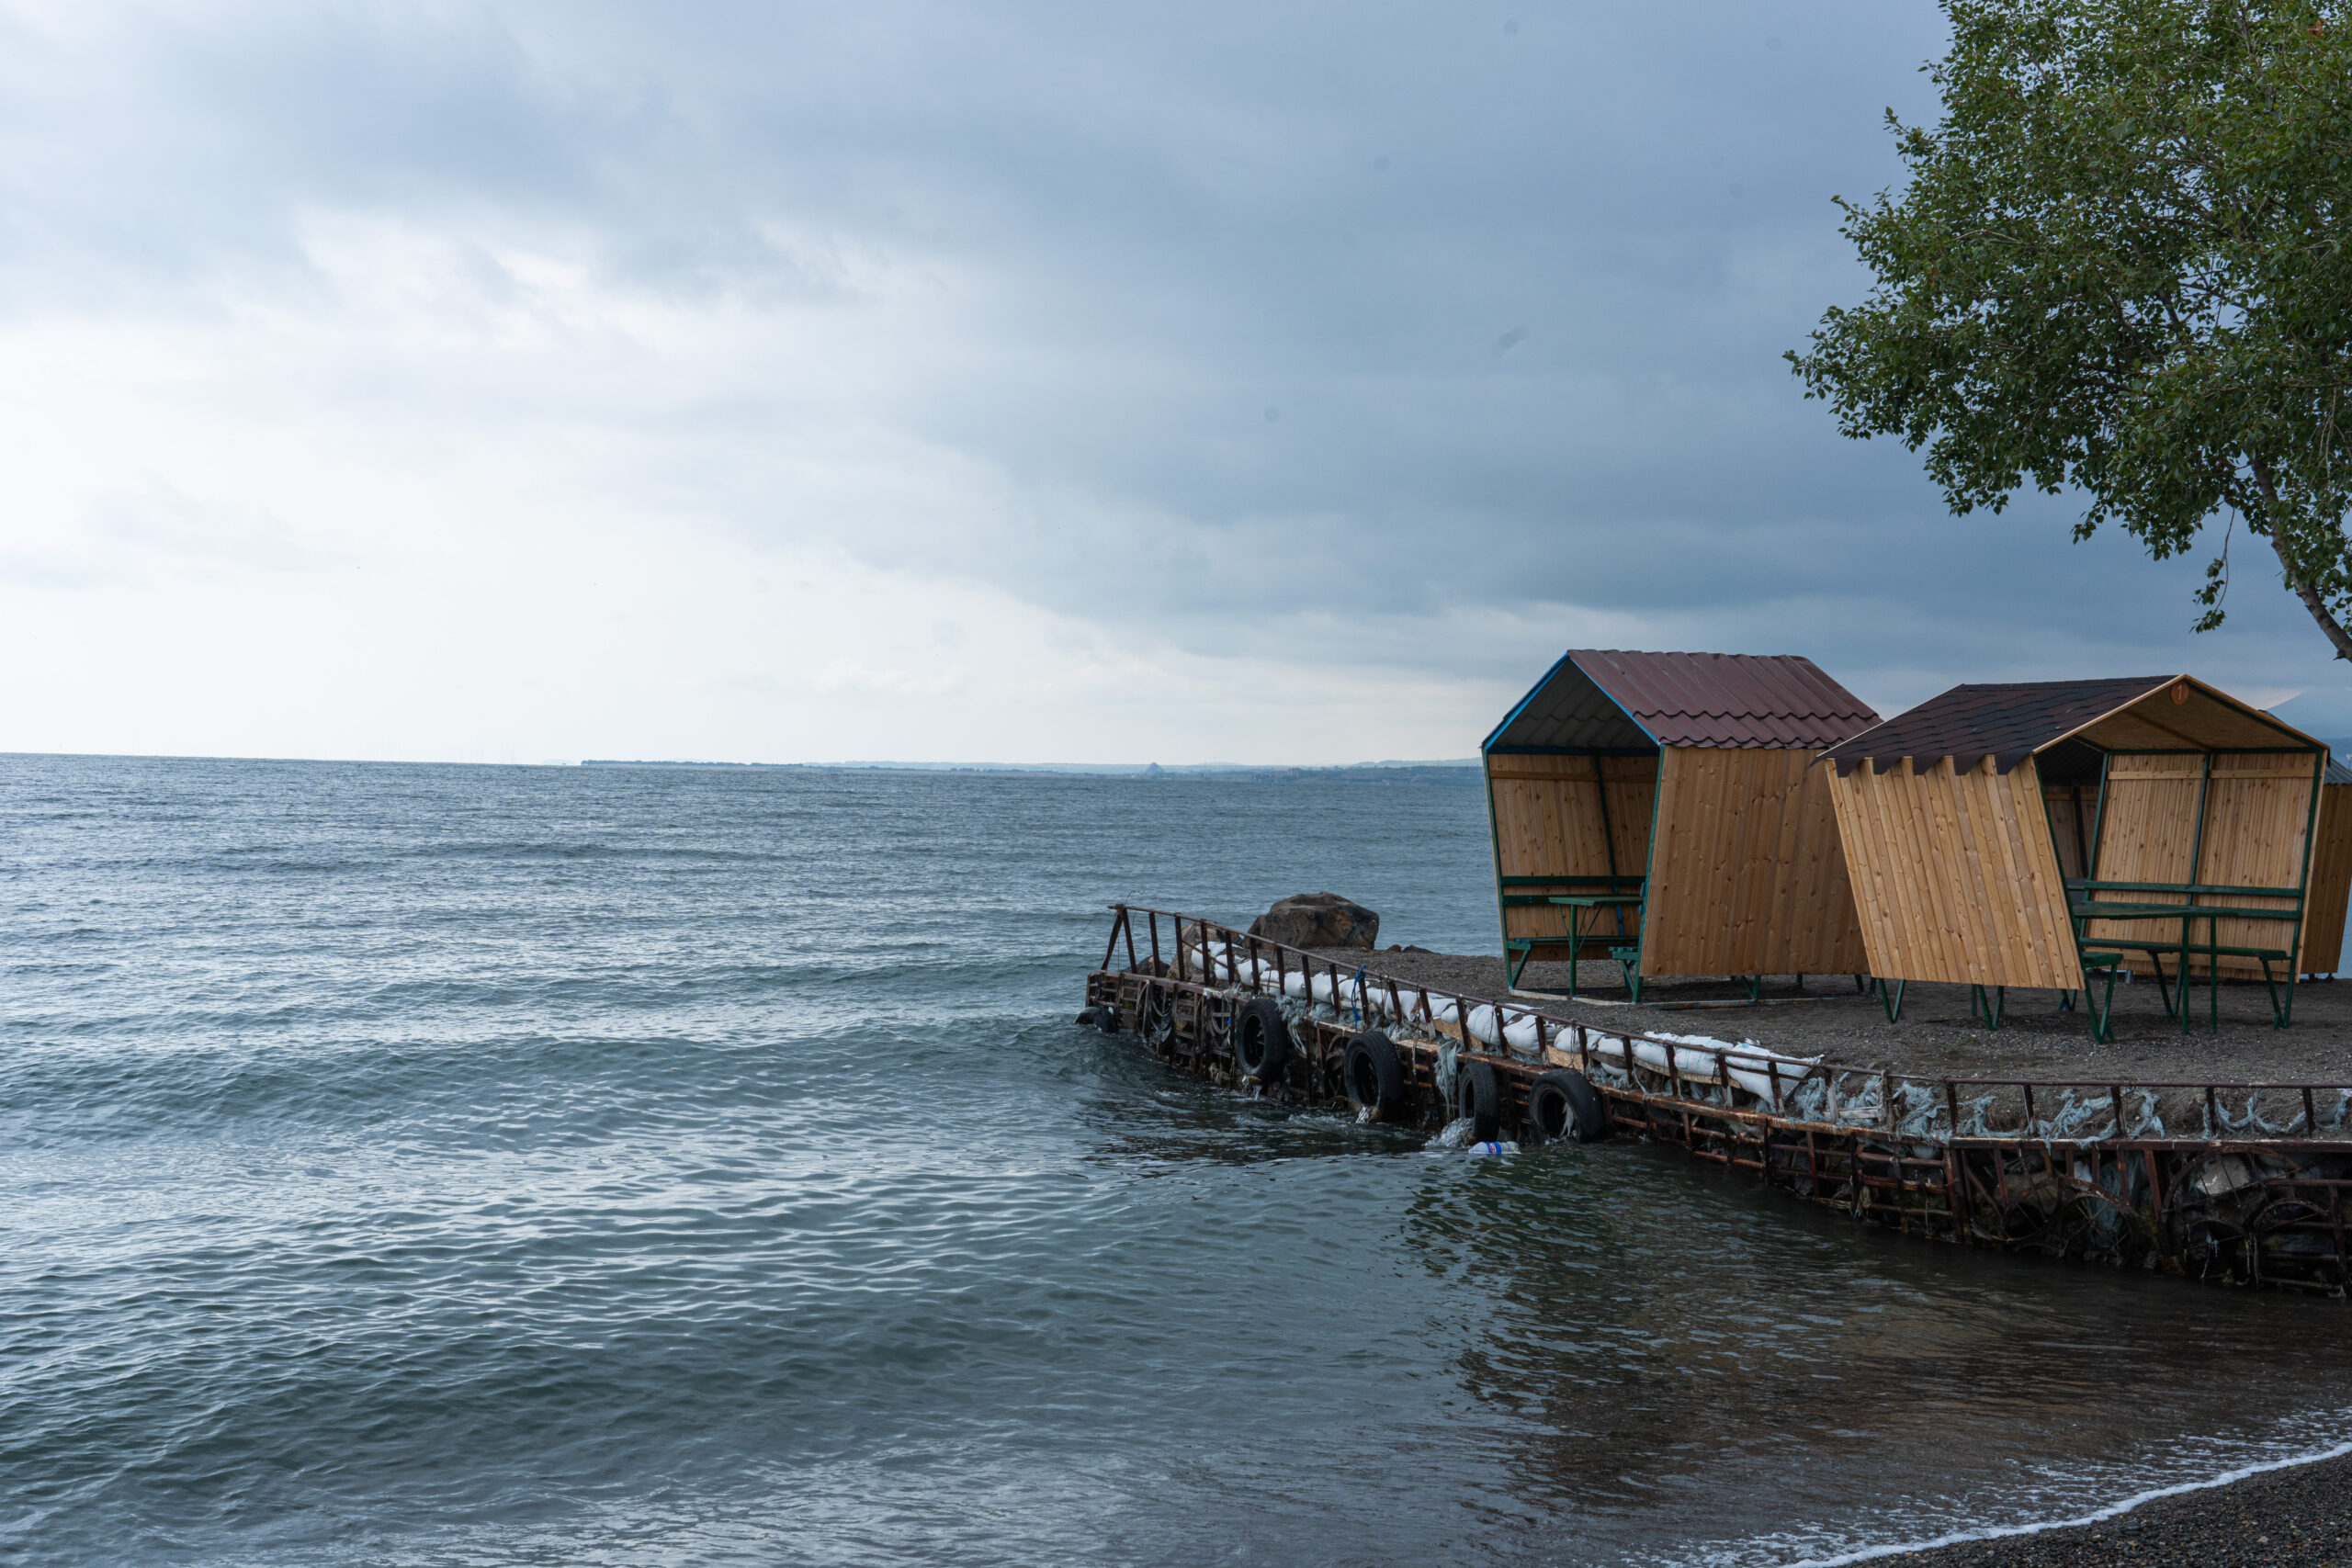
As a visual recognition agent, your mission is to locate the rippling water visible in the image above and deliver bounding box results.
[3,754,2350,1567]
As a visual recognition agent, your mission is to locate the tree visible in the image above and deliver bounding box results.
[1790,0,2352,660]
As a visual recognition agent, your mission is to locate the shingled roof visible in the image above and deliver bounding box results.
[1819,676,2324,774]
[1484,649,1879,752]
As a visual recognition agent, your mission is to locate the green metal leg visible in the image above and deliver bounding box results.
[2248,959,2286,1029]
[2150,953,2176,1019]
[2210,928,2222,1035]
[2058,988,2075,1011]
[1970,984,2006,1029]
[1741,975,1763,1002]
[1618,947,1645,1005]
[2091,968,2119,1043]
[1854,974,1870,995]
[1880,977,1907,1022]
[2076,953,2123,1044]
[2182,919,2198,1036]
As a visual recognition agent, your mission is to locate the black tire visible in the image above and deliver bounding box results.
[1095,998,1123,1035]
[1456,1058,1502,1142]
[1233,998,1292,1083]
[1343,1031,1408,1122]
[1526,1069,1607,1144]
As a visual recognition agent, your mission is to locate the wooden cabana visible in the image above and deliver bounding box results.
[1817,676,2335,1037]
[1481,649,1879,998]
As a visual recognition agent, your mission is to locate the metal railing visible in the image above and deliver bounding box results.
[1098,903,2352,1146]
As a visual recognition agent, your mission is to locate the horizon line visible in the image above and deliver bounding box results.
[0,750,1486,773]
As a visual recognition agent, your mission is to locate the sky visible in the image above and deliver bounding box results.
[4,0,2348,766]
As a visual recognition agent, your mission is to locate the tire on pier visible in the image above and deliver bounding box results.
[1456,1058,1502,1142]
[1233,998,1292,1084]
[1344,1031,1409,1123]
[1526,1069,1608,1144]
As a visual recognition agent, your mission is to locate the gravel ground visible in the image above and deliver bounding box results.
[1299,948,2352,1085]
[1876,1449,2352,1566]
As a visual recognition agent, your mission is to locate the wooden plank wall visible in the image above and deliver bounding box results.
[1824,755,2082,989]
[2198,752,2318,973]
[2043,784,2095,882]
[1640,747,1869,976]
[1487,753,1657,944]
[2085,750,2318,979]
[2301,782,2352,973]
[2078,753,2200,964]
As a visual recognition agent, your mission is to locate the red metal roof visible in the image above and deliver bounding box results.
[1485,649,1879,751]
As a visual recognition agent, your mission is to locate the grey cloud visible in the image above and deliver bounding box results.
[5,0,2335,716]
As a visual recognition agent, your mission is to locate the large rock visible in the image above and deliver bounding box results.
[1248,893,1380,951]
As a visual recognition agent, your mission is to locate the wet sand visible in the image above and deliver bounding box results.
[1880,1448,2352,1566]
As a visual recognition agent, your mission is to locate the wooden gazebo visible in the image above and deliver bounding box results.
[1481,649,1879,998]
[1816,675,2336,1036]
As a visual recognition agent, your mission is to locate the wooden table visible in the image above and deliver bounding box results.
[2070,899,2300,1032]
[1546,894,1647,998]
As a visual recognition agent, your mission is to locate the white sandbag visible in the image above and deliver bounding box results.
[1589,1032,1818,1106]
[1181,942,1279,989]
[1459,1003,1541,1051]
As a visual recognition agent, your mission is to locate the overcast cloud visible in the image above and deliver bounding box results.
[1,0,2343,765]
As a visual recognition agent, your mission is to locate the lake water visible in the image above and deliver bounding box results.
[3,754,2348,1567]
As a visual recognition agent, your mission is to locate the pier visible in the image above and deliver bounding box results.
[1085,903,2352,1295]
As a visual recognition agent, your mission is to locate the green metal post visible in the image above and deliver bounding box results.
[2188,753,2212,1032]
[1481,750,1515,985]
[1634,750,1665,1003]
[2286,750,2325,1024]
[1592,752,1622,943]
[2039,753,2109,1037]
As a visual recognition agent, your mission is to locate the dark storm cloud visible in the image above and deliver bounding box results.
[6,0,2335,716]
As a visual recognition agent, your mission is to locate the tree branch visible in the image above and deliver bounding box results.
[2252,455,2352,662]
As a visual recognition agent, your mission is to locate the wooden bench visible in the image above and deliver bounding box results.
[1498,874,1643,989]
[2068,879,2304,1033]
